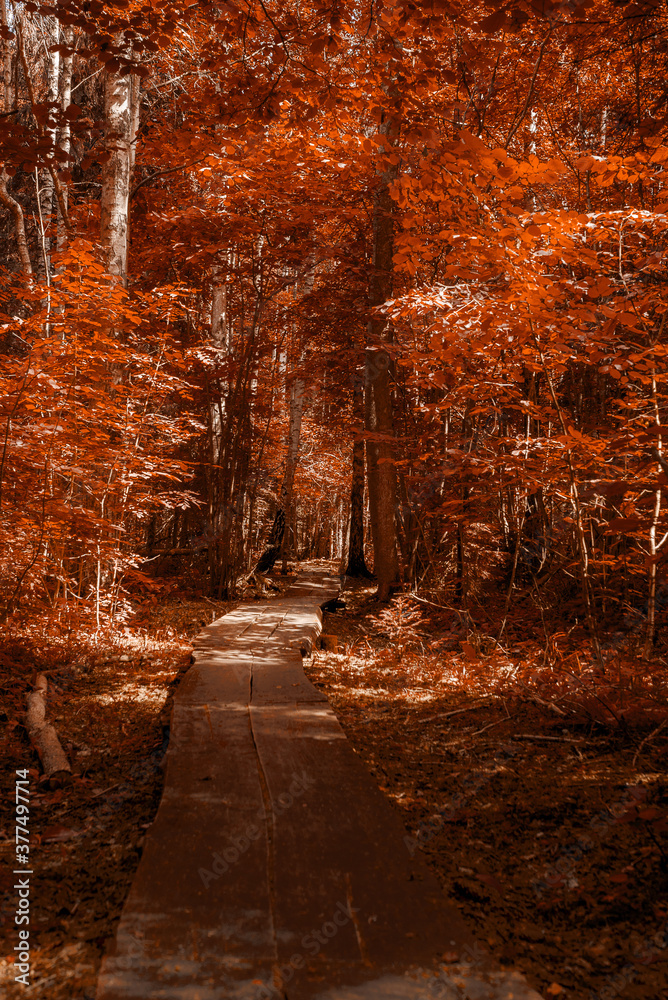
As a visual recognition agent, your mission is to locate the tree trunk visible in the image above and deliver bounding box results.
[280,374,304,572]
[365,101,400,600]
[644,370,663,658]
[57,26,74,251]
[0,0,32,277]
[129,74,142,175]
[25,674,72,788]
[100,64,133,281]
[0,173,32,277]
[346,370,372,577]
[0,0,10,110]
[210,263,228,461]
[37,16,59,277]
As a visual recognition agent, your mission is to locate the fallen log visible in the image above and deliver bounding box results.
[25,674,72,789]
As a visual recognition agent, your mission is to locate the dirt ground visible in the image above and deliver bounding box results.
[0,572,666,1000]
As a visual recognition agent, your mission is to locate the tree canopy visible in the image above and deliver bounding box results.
[1,0,668,660]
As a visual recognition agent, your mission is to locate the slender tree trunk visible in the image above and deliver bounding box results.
[0,174,32,277]
[210,263,228,460]
[0,0,10,110]
[16,18,70,237]
[365,101,400,600]
[279,259,313,573]
[100,65,133,281]
[0,0,32,277]
[36,16,59,277]
[644,367,663,657]
[208,263,227,588]
[280,374,304,573]
[57,26,73,251]
[346,369,371,577]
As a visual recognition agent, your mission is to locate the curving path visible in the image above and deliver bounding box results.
[97,565,543,1000]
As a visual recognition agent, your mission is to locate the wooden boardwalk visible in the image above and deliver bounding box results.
[97,567,542,1000]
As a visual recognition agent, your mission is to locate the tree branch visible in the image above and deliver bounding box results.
[130,157,206,200]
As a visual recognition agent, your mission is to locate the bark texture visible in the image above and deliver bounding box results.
[0,173,33,276]
[57,26,74,251]
[37,16,59,275]
[0,0,32,276]
[280,374,305,571]
[0,0,9,108]
[100,66,133,280]
[346,371,372,577]
[210,263,229,462]
[25,674,72,788]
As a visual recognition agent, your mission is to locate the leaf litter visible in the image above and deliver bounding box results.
[304,582,668,1000]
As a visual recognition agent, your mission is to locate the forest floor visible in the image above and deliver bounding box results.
[307,580,668,1000]
[0,567,667,1000]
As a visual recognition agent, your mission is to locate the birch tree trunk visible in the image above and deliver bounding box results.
[129,74,142,176]
[208,262,233,594]
[56,26,73,251]
[100,65,133,281]
[0,0,9,108]
[644,367,663,658]
[0,0,32,277]
[210,263,228,462]
[365,98,400,600]
[37,15,59,276]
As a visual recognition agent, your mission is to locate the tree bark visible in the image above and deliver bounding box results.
[210,263,228,463]
[280,374,305,572]
[346,369,372,577]
[0,0,10,110]
[0,173,33,276]
[100,65,133,281]
[129,74,142,176]
[36,16,59,276]
[365,98,400,600]
[57,26,74,251]
[644,370,663,658]
[25,674,72,788]
[16,19,71,237]
[0,0,32,276]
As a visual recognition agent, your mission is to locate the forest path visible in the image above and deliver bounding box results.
[96,564,542,1000]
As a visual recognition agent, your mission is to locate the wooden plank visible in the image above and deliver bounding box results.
[176,652,252,706]
[192,607,267,648]
[249,703,474,997]
[97,707,277,1000]
[250,655,328,705]
[264,606,327,657]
